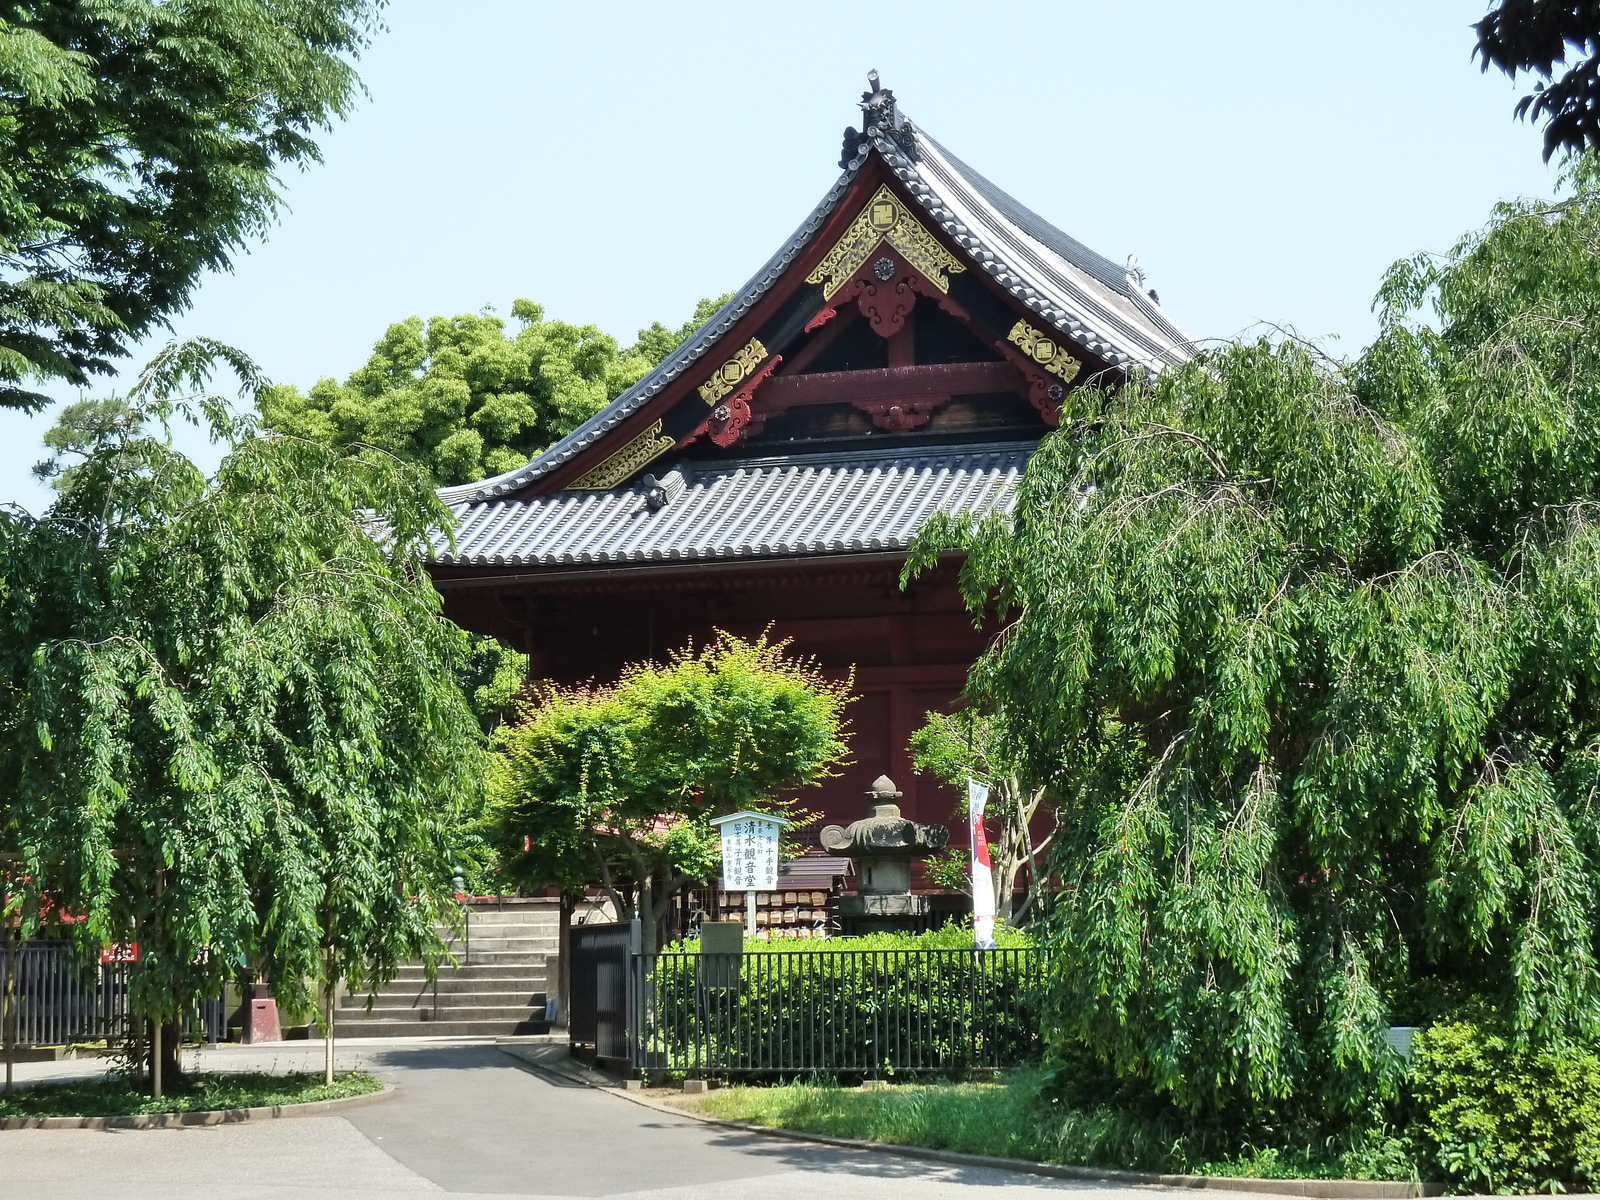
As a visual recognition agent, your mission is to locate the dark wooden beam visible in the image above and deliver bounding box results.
[780,309,860,377]
[762,361,1024,408]
[887,314,915,368]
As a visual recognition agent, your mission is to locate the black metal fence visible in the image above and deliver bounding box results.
[635,946,1045,1076]
[0,939,225,1047]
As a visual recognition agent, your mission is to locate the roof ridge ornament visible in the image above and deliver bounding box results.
[860,69,899,131]
[840,69,917,169]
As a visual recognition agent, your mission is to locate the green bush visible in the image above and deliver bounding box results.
[643,921,1039,1076]
[664,922,1031,956]
[1409,1017,1600,1193]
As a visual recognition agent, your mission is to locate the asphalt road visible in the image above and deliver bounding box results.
[0,1040,1256,1199]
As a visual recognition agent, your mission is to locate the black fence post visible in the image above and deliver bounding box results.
[627,917,643,1076]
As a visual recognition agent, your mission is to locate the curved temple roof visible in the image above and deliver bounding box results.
[440,79,1193,510]
[433,443,1029,568]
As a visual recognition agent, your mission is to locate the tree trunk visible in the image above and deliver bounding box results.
[149,1019,182,1097]
[3,920,17,1094]
[323,965,336,1086]
[638,877,660,957]
[993,840,1023,925]
[636,871,684,957]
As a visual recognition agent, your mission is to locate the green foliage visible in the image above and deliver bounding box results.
[0,343,488,1049]
[1475,1,1600,161]
[907,155,1600,1120]
[910,709,1052,923]
[0,1071,381,1118]
[260,295,730,485]
[31,397,143,490]
[666,922,1031,955]
[491,632,851,949]
[1410,1016,1600,1193]
[645,922,1036,1076]
[0,1,384,409]
[459,633,528,734]
[700,1071,1417,1181]
[922,847,970,894]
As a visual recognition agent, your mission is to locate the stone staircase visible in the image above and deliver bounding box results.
[333,902,558,1038]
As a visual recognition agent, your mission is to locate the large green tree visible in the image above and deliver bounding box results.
[0,344,487,1092]
[260,295,729,486]
[909,155,1600,1120]
[0,1,384,409]
[491,634,851,953]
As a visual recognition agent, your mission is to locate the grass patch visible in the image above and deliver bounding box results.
[697,1073,1420,1182]
[0,1071,382,1118]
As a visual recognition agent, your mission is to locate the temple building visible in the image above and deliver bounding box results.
[428,75,1194,869]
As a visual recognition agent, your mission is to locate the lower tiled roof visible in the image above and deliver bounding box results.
[432,443,1032,568]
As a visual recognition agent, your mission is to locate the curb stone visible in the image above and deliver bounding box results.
[496,1046,1442,1199]
[0,1080,395,1130]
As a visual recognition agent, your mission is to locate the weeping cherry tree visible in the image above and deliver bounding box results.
[0,343,488,1092]
[907,155,1600,1119]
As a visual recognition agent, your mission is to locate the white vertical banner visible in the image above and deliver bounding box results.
[968,777,996,949]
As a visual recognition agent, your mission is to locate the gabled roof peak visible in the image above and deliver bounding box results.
[442,81,1196,507]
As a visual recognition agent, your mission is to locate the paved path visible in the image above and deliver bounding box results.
[0,1040,1252,1199]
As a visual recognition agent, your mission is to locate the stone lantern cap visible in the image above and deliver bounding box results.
[819,775,949,858]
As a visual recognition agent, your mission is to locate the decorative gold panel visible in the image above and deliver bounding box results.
[696,338,769,405]
[567,420,674,490]
[806,184,965,299]
[1007,319,1082,385]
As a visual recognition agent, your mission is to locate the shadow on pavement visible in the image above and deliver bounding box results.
[690,1126,1125,1191]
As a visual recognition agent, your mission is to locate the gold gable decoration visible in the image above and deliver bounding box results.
[567,420,674,490]
[806,184,965,299]
[697,338,769,405]
[1007,319,1082,385]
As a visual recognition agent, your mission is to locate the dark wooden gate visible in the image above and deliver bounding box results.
[568,919,638,1068]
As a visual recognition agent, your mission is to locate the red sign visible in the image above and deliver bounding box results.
[100,942,138,964]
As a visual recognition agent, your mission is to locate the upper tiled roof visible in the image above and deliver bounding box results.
[432,443,1030,568]
[441,79,1193,508]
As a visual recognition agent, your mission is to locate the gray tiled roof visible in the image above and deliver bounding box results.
[432,443,1031,568]
[912,134,1195,373]
[442,87,1192,508]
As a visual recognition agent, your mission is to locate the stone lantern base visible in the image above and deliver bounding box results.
[837,892,930,935]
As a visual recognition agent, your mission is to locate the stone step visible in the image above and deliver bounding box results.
[413,943,555,958]
[445,912,559,926]
[353,975,547,998]
[452,939,559,955]
[452,945,556,959]
[435,939,558,956]
[459,909,561,924]
[387,963,552,982]
[438,939,553,952]
[339,1002,547,1024]
[408,960,550,976]
[343,988,545,1009]
[328,1016,552,1038]
[328,933,557,1037]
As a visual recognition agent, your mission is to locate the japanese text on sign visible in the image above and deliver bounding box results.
[718,817,781,891]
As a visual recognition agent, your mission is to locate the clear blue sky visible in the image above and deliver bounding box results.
[0,0,1559,509]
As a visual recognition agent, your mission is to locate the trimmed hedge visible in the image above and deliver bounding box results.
[1410,1017,1600,1193]
[642,923,1039,1075]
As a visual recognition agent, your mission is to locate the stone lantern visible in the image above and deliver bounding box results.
[821,776,949,934]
